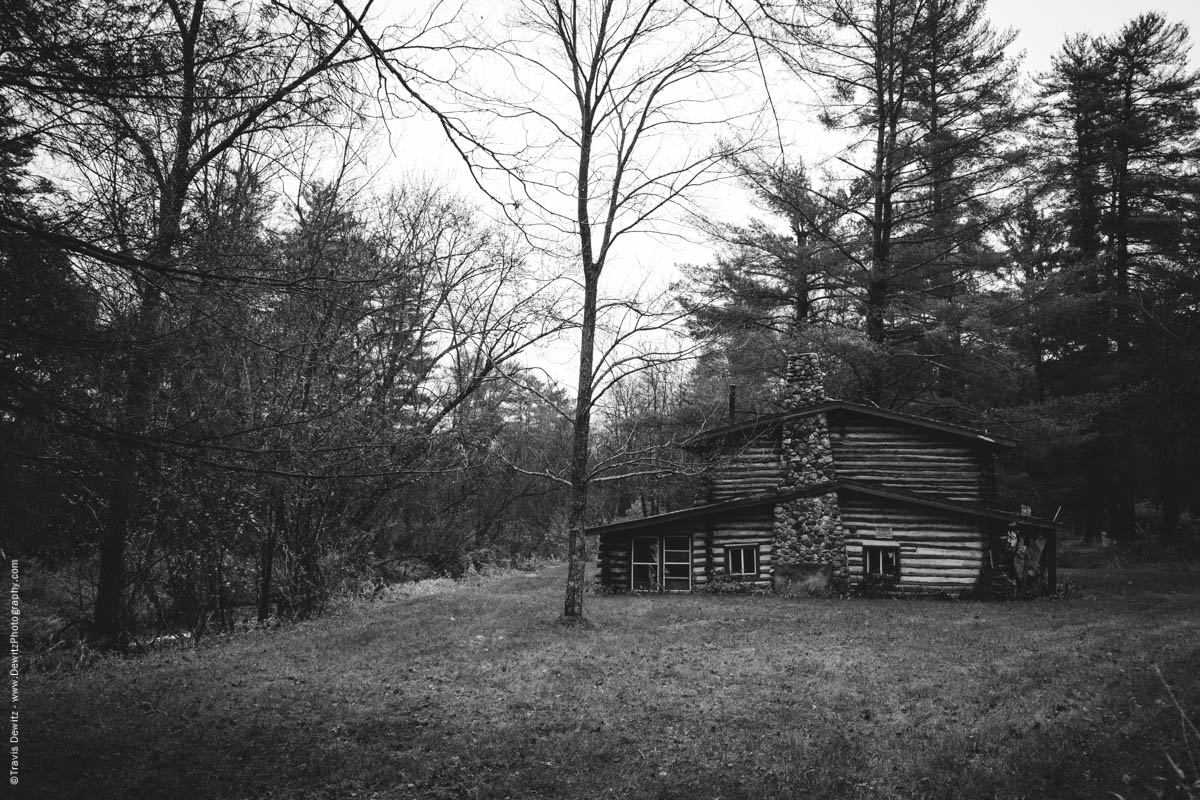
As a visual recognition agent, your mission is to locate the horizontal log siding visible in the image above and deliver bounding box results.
[830,419,987,503]
[596,528,712,590]
[709,436,783,500]
[690,529,709,586]
[595,509,776,590]
[840,495,986,592]
[710,509,774,586]
[596,535,631,588]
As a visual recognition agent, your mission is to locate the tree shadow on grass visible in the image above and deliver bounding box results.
[28,567,1200,800]
[29,656,1199,800]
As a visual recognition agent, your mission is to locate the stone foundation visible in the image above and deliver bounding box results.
[773,563,833,595]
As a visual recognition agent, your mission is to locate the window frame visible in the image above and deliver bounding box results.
[862,543,901,582]
[630,535,692,591]
[631,536,660,590]
[724,544,759,578]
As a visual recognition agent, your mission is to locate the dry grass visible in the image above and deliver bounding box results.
[27,564,1200,799]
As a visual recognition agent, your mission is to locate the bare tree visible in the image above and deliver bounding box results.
[238,176,562,619]
[445,0,756,620]
[0,0,485,644]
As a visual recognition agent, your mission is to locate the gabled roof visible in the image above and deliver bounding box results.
[687,400,1015,449]
[585,481,1067,537]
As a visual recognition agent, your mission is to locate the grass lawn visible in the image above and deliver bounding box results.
[28,565,1200,800]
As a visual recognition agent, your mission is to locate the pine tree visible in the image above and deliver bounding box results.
[702,0,1025,408]
[1099,14,1200,356]
[1027,13,1200,540]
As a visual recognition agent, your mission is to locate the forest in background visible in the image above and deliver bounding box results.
[1,0,1198,646]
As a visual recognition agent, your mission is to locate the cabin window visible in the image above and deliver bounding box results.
[863,545,900,581]
[631,535,692,591]
[725,545,759,577]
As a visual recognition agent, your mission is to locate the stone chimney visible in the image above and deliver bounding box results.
[784,352,826,410]
[778,354,835,489]
[772,350,846,593]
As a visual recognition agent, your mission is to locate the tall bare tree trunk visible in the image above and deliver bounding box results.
[93,471,131,645]
[563,278,597,618]
[259,493,282,622]
[93,283,162,645]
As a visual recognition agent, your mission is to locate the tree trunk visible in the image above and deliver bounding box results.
[1159,441,1180,540]
[865,30,897,402]
[91,295,161,646]
[563,273,599,621]
[864,277,889,403]
[259,493,281,622]
[215,545,229,631]
[865,278,888,345]
[1082,459,1105,543]
[1108,474,1136,543]
[93,473,131,646]
[90,5,198,646]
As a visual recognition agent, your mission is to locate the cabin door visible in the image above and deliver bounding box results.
[631,535,692,591]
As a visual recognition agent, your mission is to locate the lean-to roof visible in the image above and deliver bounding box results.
[585,481,1066,537]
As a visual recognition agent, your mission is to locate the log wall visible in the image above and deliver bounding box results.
[596,535,632,589]
[839,494,987,592]
[595,508,776,590]
[707,435,782,501]
[595,527,710,591]
[597,407,1006,593]
[830,414,991,504]
[709,509,774,587]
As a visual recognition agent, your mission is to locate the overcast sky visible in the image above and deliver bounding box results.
[388,1,1200,228]
[990,0,1200,73]
[654,1,1200,279]
[380,1,1200,387]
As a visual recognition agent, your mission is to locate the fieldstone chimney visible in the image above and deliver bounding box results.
[779,352,835,488]
[784,352,826,410]
[773,350,846,593]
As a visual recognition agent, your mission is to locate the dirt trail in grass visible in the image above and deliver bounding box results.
[28,565,1200,800]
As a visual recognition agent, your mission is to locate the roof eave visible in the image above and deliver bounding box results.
[585,483,837,536]
[587,480,1069,537]
[836,481,1069,531]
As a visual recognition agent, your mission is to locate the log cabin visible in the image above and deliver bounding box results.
[587,353,1065,597]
